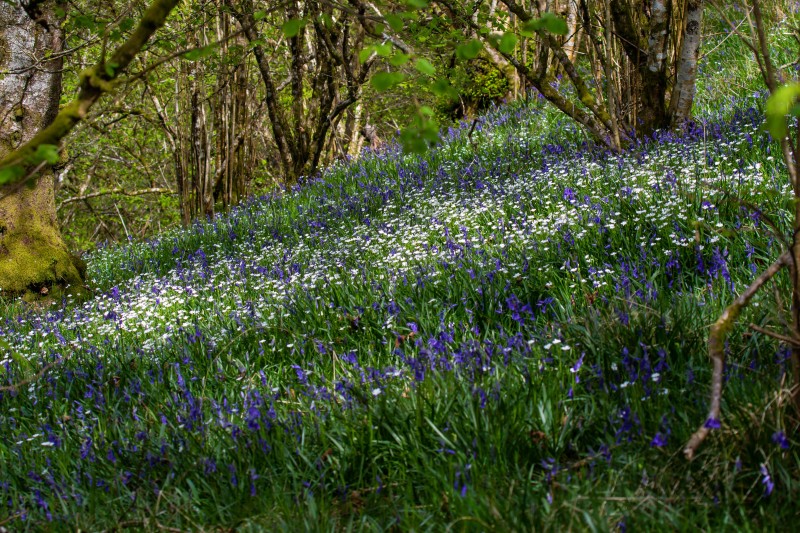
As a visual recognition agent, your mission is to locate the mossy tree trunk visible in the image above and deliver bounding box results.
[0,0,181,298]
[0,1,85,300]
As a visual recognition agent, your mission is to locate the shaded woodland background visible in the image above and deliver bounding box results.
[37,0,757,251]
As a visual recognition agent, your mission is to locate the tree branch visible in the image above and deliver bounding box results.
[57,187,175,209]
[0,0,181,190]
[684,250,791,460]
[748,323,800,347]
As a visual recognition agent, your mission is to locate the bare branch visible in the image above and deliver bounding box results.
[684,251,791,460]
[58,187,175,209]
[748,323,800,347]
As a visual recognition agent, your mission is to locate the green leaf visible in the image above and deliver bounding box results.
[498,32,518,55]
[405,0,429,9]
[428,78,458,100]
[104,61,119,77]
[33,144,60,165]
[414,58,436,76]
[0,165,25,186]
[385,14,404,32]
[119,17,135,32]
[358,46,375,63]
[183,45,217,61]
[456,39,483,60]
[540,12,568,35]
[375,43,394,57]
[74,14,96,30]
[253,10,267,21]
[766,82,800,139]
[390,53,411,67]
[282,18,306,38]
[248,38,266,49]
[520,19,542,37]
[370,71,406,92]
[400,113,439,153]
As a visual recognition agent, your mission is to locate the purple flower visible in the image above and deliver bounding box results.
[771,431,790,450]
[250,468,259,497]
[246,405,261,431]
[704,417,721,429]
[650,432,668,448]
[570,353,585,374]
[291,365,309,385]
[760,464,774,496]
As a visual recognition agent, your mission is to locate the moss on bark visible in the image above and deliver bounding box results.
[0,3,86,302]
[0,174,86,301]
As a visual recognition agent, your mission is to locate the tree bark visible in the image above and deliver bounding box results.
[0,0,180,297]
[608,0,672,134]
[0,1,85,299]
[669,0,704,125]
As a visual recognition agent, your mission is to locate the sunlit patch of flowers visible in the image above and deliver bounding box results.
[2,106,775,365]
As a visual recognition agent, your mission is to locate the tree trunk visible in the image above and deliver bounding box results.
[669,0,704,125]
[231,0,372,184]
[0,2,85,299]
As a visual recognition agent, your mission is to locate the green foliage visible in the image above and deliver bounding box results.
[414,58,436,76]
[444,59,510,116]
[182,44,218,61]
[521,12,568,36]
[370,71,406,92]
[766,82,800,139]
[405,0,430,9]
[32,144,60,165]
[399,106,438,152]
[385,13,405,32]
[428,77,458,99]
[0,165,24,186]
[281,18,306,38]
[389,52,411,66]
[456,39,483,60]
[497,31,518,55]
[0,144,62,184]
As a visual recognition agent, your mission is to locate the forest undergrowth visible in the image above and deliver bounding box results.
[0,22,799,531]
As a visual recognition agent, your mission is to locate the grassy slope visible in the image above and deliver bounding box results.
[1,13,799,532]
